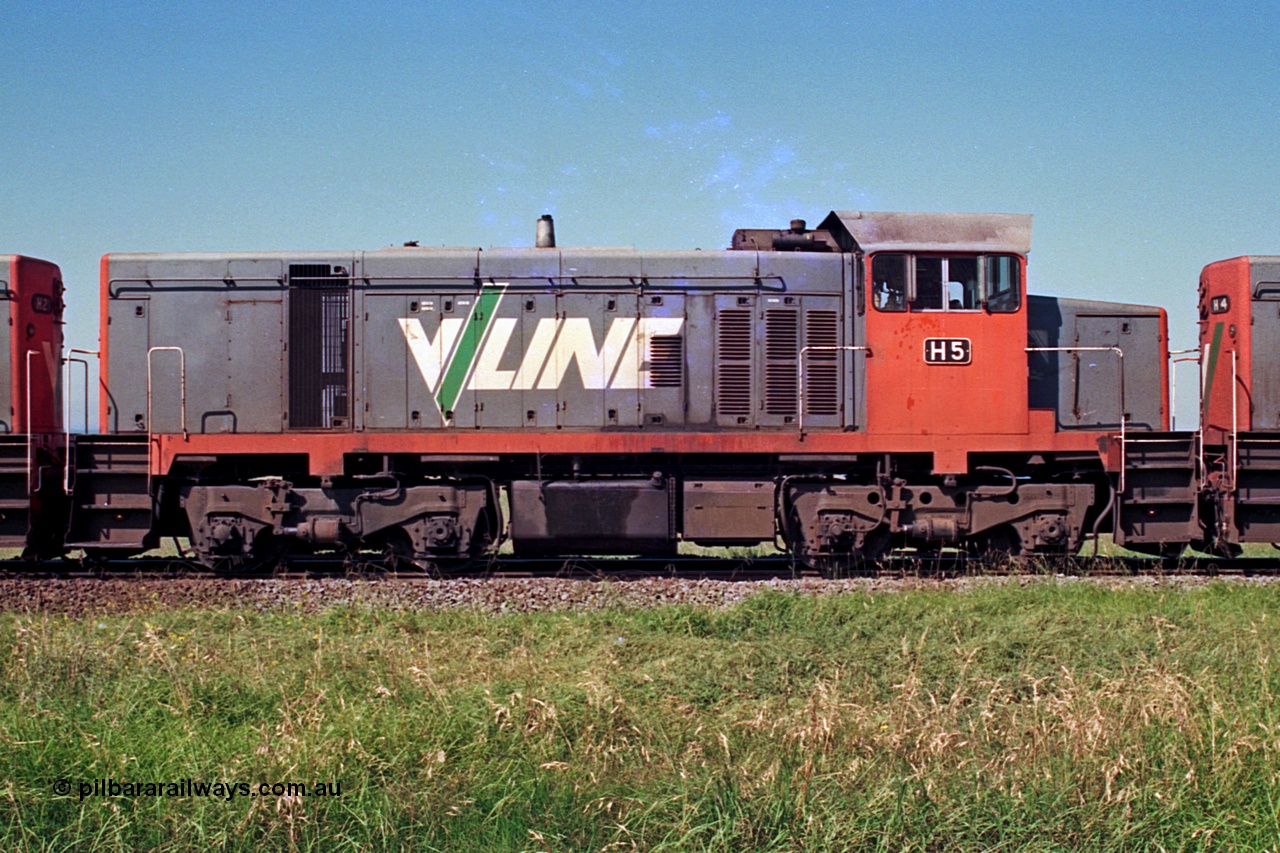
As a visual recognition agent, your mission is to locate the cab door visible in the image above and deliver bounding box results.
[865,253,1028,435]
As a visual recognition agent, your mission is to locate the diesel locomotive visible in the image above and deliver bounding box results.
[4,209,1272,569]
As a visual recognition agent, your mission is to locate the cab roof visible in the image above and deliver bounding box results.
[818,211,1033,256]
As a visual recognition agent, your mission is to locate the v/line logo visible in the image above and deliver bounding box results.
[398,285,684,415]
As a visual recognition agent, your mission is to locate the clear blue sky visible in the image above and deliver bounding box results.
[3,0,1277,427]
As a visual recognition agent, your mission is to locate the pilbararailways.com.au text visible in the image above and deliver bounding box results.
[53,778,343,801]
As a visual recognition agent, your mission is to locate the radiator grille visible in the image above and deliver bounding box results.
[764,309,798,415]
[647,334,683,388]
[716,309,752,415]
[804,309,840,416]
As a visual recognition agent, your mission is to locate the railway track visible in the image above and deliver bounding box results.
[4,555,1278,618]
[2,553,1279,580]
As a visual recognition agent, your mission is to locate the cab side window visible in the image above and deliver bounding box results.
[986,255,1021,313]
[950,257,979,309]
[911,257,943,310]
[872,253,908,312]
[912,257,979,311]
[871,252,1021,313]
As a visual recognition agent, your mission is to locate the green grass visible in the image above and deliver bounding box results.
[3,583,1280,851]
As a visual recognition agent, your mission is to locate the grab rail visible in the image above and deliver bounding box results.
[24,350,39,494]
[1231,349,1239,492]
[797,345,870,434]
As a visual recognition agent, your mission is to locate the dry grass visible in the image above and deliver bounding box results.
[1,583,1279,851]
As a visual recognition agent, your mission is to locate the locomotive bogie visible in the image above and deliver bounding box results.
[785,478,1093,563]
[180,479,497,569]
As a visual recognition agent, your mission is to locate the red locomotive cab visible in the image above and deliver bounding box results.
[820,212,1032,441]
[1198,257,1254,445]
[865,250,1027,436]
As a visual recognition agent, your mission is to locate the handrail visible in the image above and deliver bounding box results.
[797,345,870,433]
[1026,345,1126,493]
[1231,349,1239,493]
[25,350,39,494]
[63,349,100,493]
[146,346,187,440]
[64,348,98,433]
[1201,341,1212,490]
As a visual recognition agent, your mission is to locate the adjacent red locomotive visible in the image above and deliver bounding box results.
[0,255,64,556]
[1198,256,1280,552]
[5,210,1272,569]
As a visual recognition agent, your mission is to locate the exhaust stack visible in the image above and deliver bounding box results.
[536,214,556,248]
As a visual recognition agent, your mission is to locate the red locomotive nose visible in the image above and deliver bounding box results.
[0,255,67,559]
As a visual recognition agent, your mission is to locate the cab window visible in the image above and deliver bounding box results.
[871,253,908,312]
[986,255,1021,313]
[911,256,979,311]
[870,252,1021,313]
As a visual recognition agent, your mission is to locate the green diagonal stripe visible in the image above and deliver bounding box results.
[436,285,505,415]
[1202,321,1224,416]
